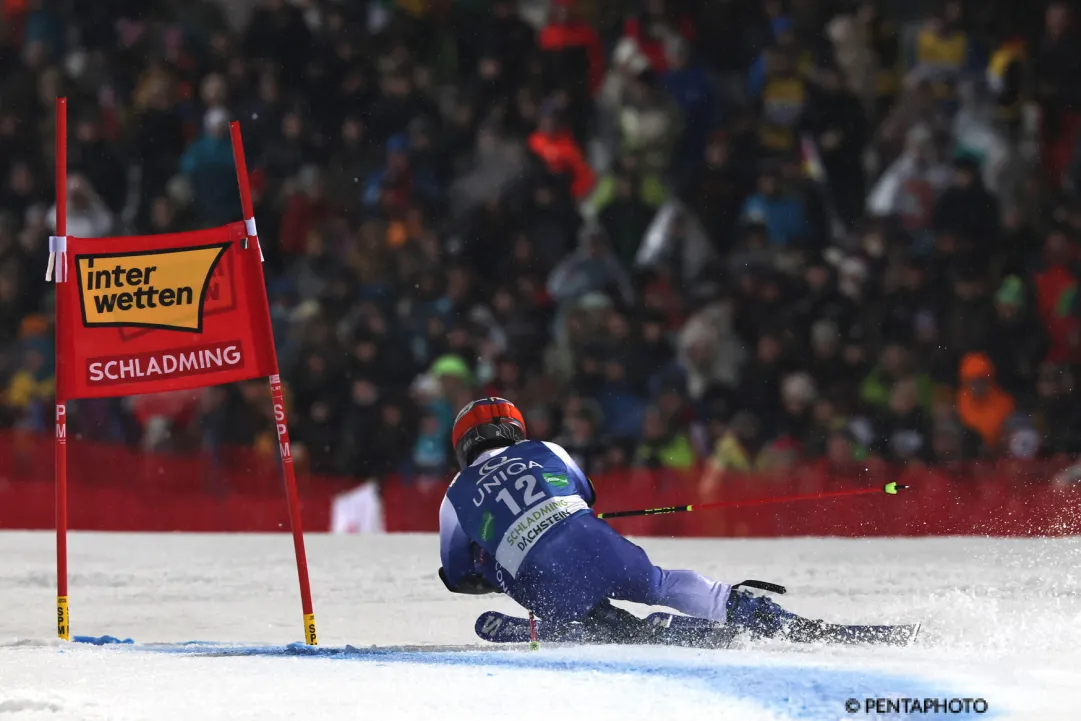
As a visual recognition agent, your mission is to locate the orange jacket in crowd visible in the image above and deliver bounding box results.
[539,5,606,94]
[528,129,597,199]
[956,352,1016,449]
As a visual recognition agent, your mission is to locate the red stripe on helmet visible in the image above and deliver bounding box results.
[451,398,527,448]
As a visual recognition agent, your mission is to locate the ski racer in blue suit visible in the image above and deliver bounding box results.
[438,397,833,643]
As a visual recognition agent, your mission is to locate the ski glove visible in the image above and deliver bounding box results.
[438,567,501,595]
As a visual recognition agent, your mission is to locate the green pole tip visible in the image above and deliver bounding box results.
[884,482,898,495]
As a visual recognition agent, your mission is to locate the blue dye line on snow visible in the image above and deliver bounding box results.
[72,636,993,720]
[73,635,133,646]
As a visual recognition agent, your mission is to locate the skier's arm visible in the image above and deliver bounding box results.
[437,493,475,589]
[437,493,500,595]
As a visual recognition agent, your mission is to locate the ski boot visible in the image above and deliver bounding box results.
[725,585,920,646]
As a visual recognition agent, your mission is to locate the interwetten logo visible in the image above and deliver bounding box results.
[76,244,229,333]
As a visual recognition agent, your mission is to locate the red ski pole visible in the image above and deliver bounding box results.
[595,483,908,520]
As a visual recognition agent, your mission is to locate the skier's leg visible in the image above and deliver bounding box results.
[512,516,646,622]
[647,569,733,622]
[521,518,782,634]
[581,520,733,622]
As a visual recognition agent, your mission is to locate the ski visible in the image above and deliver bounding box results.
[781,619,922,646]
[475,611,920,648]
[475,610,735,648]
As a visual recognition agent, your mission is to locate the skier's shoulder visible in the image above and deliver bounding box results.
[480,438,561,462]
[534,440,577,465]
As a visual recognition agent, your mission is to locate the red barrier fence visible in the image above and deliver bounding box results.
[1,432,1079,535]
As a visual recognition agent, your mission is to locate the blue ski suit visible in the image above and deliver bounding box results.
[438,440,731,622]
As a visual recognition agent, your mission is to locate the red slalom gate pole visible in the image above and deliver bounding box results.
[54,97,70,641]
[268,374,317,645]
[230,120,317,645]
[595,483,908,520]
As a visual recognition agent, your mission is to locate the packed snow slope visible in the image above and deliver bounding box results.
[1,533,1079,720]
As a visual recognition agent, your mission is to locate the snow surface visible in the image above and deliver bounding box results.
[1,533,1080,720]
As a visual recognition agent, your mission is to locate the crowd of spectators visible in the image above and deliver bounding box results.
[4,0,1081,487]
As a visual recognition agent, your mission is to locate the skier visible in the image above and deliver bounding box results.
[438,397,917,647]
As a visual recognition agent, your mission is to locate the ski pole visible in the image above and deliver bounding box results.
[595,482,908,520]
[528,610,540,652]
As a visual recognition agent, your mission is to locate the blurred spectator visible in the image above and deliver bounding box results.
[1034,2,1081,189]
[942,267,995,362]
[547,225,633,311]
[741,163,808,246]
[615,69,682,173]
[1,0,1078,483]
[244,0,312,69]
[806,319,846,394]
[598,38,652,165]
[180,108,240,226]
[127,390,200,453]
[1001,409,1042,460]
[956,352,1016,453]
[6,336,53,433]
[1033,229,1081,364]
[47,175,113,238]
[803,63,867,225]
[1035,362,1081,455]
[753,47,807,155]
[70,113,126,215]
[634,405,694,470]
[529,104,596,200]
[280,166,330,259]
[861,344,933,413]
[826,12,876,114]
[412,408,450,482]
[596,163,663,266]
[662,39,716,175]
[905,2,978,113]
[555,400,604,476]
[701,411,763,491]
[450,121,528,217]
[984,276,1047,398]
[740,331,785,435]
[930,416,976,466]
[777,371,816,441]
[667,301,744,401]
[637,200,717,283]
[874,376,930,463]
[933,156,999,249]
[867,124,951,240]
[539,0,605,96]
[619,1,694,74]
[681,132,747,255]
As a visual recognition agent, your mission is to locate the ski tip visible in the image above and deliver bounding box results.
[883,482,909,495]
